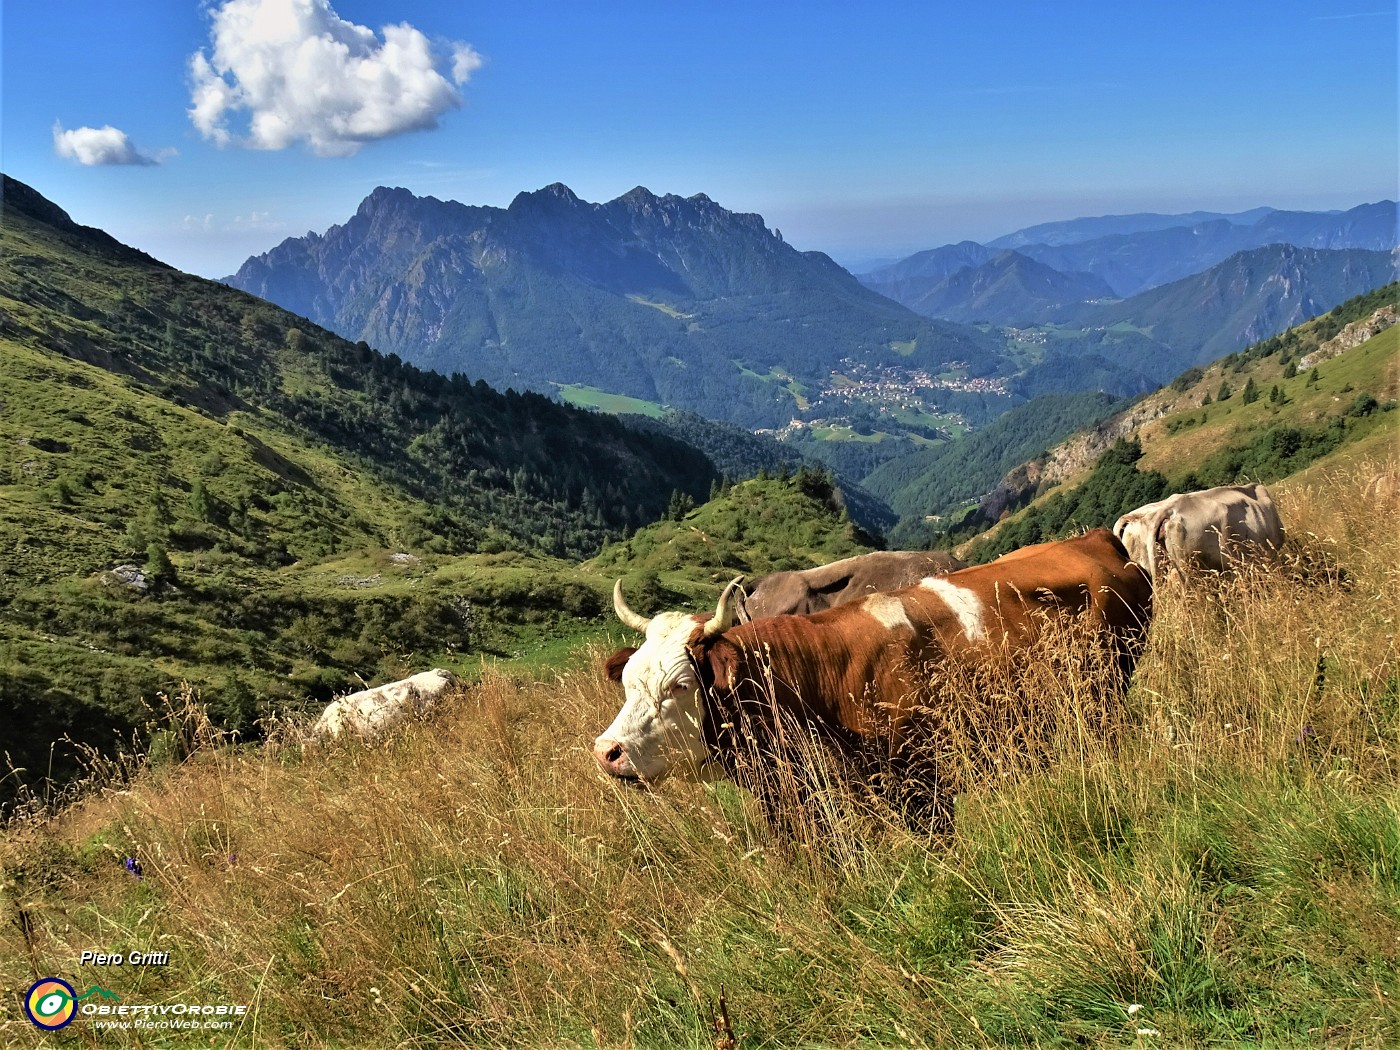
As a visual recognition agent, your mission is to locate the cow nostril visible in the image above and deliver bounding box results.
[605,744,624,764]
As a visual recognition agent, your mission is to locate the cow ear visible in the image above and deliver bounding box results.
[703,643,738,692]
[603,647,637,682]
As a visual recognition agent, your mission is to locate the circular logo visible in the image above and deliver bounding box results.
[25,978,77,1030]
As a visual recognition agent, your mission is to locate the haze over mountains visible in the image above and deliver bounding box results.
[985,207,1281,249]
[853,201,1395,402]
[887,250,1116,326]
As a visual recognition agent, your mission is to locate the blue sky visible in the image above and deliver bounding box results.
[3,1,1395,277]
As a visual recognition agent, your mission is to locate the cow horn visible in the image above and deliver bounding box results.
[702,576,746,638]
[613,580,652,633]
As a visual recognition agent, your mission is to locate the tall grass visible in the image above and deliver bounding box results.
[2,464,1398,1047]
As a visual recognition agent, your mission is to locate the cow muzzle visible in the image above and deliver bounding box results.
[593,736,644,783]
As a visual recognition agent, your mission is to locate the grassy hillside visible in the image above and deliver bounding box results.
[0,324,633,800]
[615,410,899,538]
[0,374,857,812]
[586,468,878,608]
[1135,327,1398,481]
[3,465,1395,1047]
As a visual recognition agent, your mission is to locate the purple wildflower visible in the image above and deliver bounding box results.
[124,857,143,879]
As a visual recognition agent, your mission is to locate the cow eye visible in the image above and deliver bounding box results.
[669,679,693,696]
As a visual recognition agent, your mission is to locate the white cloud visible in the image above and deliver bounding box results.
[181,211,287,234]
[228,211,285,231]
[53,123,162,166]
[450,43,484,84]
[188,0,484,157]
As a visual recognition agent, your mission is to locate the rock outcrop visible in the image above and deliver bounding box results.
[1298,305,1398,370]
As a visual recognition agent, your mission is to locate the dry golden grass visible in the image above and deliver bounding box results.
[2,460,1398,1047]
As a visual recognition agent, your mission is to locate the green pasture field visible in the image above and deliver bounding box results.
[554,384,667,418]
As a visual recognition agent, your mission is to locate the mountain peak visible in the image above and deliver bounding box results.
[357,185,419,216]
[618,185,658,205]
[509,183,584,213]
[220,174,975,432]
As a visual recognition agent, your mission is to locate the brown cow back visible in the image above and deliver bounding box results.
[697,529,1149,746]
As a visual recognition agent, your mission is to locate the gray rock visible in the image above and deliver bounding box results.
[106,564,149,592]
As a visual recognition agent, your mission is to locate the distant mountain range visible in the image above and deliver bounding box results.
[1049,243,1396,365]
[985,207,1281,250]
[856,241,1001,302]
[226,184,1002,428]
[862,200,1395,304]
[1015,203,1395,297]
[855,203,1395,403]
[892,250,1115,326]
[222,184,1395,481]
[1023,245,1394,401]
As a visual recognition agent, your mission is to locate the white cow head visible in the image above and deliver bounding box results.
[593,577,744,784]
[1113,514,1153,575]
[1114,501,1170,582]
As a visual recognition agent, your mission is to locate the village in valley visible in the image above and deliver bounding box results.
[762,359,1008,440]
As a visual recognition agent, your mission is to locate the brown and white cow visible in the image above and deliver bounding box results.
[1113,483,1284,581]
[737,549,966,622]
[310,668,458,742]
[594,529,1152,818]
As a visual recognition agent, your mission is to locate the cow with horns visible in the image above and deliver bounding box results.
[594,529,1153,827]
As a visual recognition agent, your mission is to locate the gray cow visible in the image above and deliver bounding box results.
[1114,483,1284,582]
[738,549,966,622]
